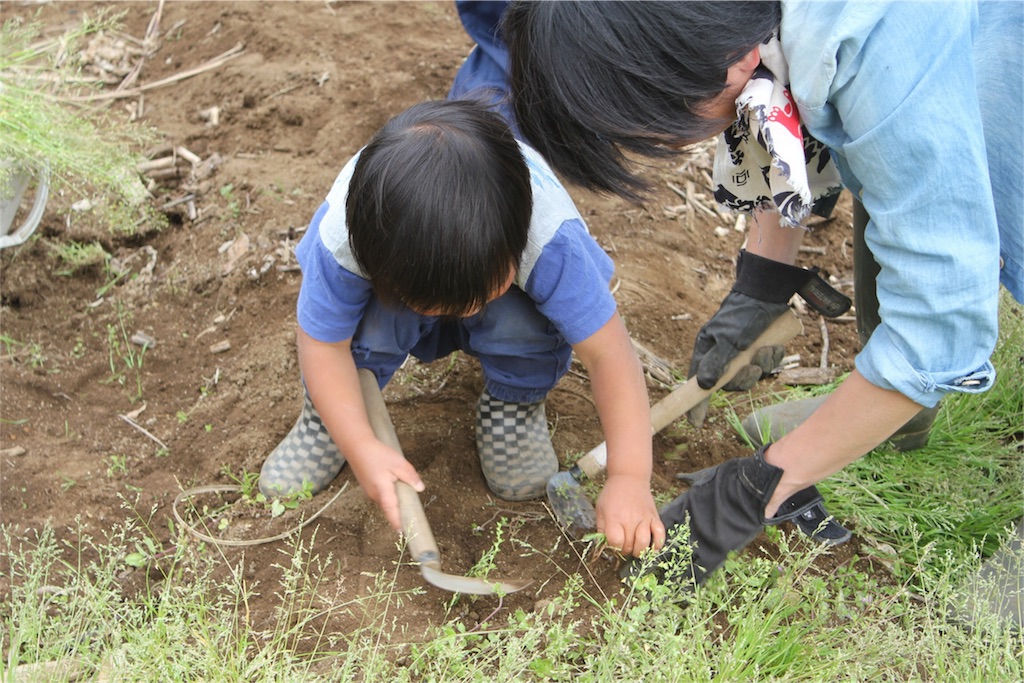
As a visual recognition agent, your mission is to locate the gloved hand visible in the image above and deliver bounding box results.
[622,444,782,588]
[687,250,850,427]
[676,465,852,546]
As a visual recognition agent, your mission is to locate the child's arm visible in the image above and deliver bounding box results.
[573,315,666,557]
[296,328,425,530]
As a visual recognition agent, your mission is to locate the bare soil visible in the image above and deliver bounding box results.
[1,0,868,649]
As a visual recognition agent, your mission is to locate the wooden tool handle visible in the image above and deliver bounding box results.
[575,311,804,479]
[358,369,441,569]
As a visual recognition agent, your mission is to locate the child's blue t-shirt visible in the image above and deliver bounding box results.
[295,141,617,347]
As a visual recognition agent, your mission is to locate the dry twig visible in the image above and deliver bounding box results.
[66,42,245,102]
[116,0,164,91]
[818,315,830,368]
[118,413,168,450]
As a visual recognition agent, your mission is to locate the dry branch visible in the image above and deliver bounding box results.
[116,0,164,91]
[118,413,168,450]
[818,316,830,368]
[778,367,839,385]
[66,42,246,102]
[631,338,677,388]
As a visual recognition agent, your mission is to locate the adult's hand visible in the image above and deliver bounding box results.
[686,250,849,426]
[623,445,783,588]
[689,291,790,391]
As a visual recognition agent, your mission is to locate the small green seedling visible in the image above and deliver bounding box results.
[219,466,312,518]
[106,454,128,477]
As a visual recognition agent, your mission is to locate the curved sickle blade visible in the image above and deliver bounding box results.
[420,565,533,595]
[396,481,533,594]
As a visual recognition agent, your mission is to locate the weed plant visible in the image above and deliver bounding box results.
[102,302,147,403]
[48,240,111,275]
[2,297,1021,681]
[0,12,161,234]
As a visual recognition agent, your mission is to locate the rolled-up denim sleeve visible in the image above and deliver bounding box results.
[784,1,1001,407]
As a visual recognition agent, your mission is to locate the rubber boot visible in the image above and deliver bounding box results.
[625,445,783,587]
[741,395,940,452]
[259,392,346,496]
[475,389,559,501]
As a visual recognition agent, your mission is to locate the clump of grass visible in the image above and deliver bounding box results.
[1,12,157,234]
[823,293,1023,585]
[3,512,1021,682]
[2,520,336,681]
[724,292,1023,588]
[47,240,110,274]
[102,301,147,403]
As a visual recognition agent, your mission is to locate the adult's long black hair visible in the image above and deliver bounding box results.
[503,1,781,202]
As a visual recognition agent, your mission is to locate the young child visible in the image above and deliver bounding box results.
[258,98,665,557]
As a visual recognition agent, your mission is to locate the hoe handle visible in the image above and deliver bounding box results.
[358,369,442,569]
[575,311,804,479]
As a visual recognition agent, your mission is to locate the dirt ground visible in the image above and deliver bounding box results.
[1,0,867,647]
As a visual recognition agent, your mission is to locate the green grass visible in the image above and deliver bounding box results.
[2,296,1021,681]
[1,12,162,235]
[47,240,111,275]
[101,302,147,404]
[4,518,1020,682]
[816,293,1023,587]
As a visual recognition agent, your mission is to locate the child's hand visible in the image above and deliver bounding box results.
[595,473,665,557]
[346,439,425,531]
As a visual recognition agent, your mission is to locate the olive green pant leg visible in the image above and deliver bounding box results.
[853,198,939,449]
[852,199,882,345]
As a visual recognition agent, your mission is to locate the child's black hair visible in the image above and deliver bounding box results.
[347,99,532,317]
[503,0,781,201]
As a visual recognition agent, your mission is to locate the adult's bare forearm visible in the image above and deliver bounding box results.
[762,370,922,516]
[744,208,806,265]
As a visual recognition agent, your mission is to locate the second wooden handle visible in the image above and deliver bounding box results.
[576,310,804,479]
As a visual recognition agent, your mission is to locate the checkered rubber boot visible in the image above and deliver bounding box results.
[259,393,346,497]
[475,390,559,501]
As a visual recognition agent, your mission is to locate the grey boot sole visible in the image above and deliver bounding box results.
[742,395,939,452]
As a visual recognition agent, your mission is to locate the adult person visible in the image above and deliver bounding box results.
[448,0,851,549]
[501,0,1023,609]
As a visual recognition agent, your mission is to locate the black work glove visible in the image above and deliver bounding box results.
[622,444,782,588]
[687,250,850,427]
[676,466,852,546]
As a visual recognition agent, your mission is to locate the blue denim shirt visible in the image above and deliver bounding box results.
[781,0,1022,407]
